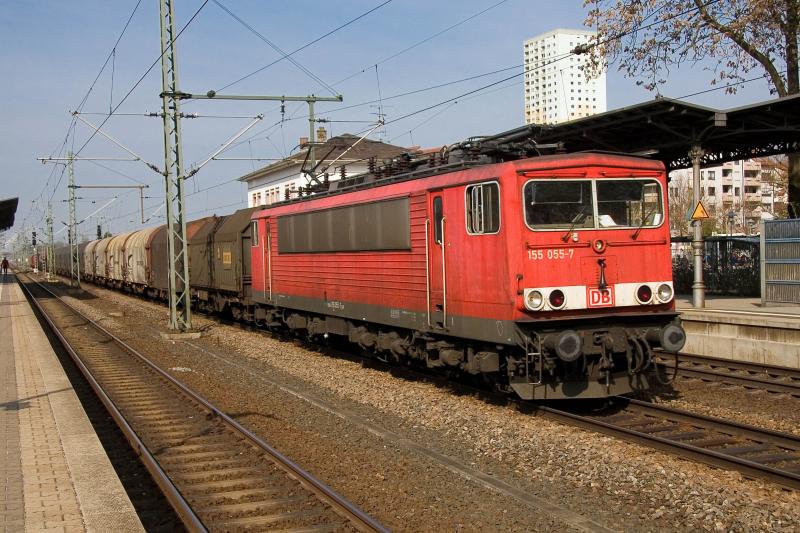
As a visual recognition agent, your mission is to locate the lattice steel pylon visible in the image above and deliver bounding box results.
[158,0,192,330]
[46,202,54,281]
[67,152,81,287]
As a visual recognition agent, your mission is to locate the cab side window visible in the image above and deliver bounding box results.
[466,182,500,234]
[433,197,444,244]
[250,221,259,246]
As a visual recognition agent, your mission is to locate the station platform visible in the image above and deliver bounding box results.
[0,274,143,532]
[675,295,800,368]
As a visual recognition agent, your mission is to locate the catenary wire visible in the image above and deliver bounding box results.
[212,0,393,94]
[224,63,524,151]
[382,0,724,126]
[72,0,211,159]
[210,0,337,96]
[236,0,516,152]
[84,158,148,185]
[34,0,144,213]
[85,0,729,197]
[66,0,757,233]
[333,0,512,87]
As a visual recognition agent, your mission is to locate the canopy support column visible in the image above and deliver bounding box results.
[690,145,705,308]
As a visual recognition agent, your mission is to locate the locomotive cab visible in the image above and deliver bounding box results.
[507,157,686,399]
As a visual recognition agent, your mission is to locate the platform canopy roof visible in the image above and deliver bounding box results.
[490,94,800,170]
[0,198,18,232]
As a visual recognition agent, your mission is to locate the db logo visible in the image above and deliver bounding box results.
[587,288,614,308]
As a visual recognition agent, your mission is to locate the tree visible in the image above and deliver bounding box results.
[667,172,693,236]
[760,155,790,217]
[584,0,800,217]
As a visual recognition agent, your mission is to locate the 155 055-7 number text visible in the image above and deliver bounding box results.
[527,249,575,261]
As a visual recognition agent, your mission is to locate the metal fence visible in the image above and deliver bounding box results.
[761,219,800,305]
[671,236,760,296]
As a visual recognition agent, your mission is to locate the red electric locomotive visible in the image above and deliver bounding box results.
[250,151,685,400]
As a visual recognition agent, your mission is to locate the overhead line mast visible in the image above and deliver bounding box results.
[46,203,54,281]
[158,0,192,331]
[67,152,80,287]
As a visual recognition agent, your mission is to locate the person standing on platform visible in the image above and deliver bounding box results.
[1,257,8,275]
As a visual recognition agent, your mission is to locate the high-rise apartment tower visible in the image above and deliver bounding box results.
[523,29,607,124]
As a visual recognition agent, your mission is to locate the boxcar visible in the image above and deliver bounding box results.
[94,236,113,282]
[148,217,217,298]
[124,226,161,292]
[189,207,257,316]
[107,231,136,286]
[82,240,99,280]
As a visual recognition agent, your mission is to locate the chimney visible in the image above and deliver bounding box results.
[317,127,327,143]
[299,136,309,147]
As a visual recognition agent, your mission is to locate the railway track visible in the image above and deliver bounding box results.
[540,398,800,491]
[350,354,800,491]
[17,273,387,533]
[196,309,800,492]
[657,352,800,397]
[319,343,800,491]
[41,274,800,492]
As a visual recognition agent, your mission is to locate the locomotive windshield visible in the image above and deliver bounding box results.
[524,178,663,230]
[524,181,594,229]
[596,180,662,228]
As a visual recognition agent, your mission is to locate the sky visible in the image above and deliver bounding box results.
[0,0,776,245]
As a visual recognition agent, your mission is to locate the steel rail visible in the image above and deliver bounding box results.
[657,352,800,397]
[264,331,800,492]
[539,398,800,491]
[313,345,800,491]
[18,273,388,533]
[623,398,800,449]
[199,309,800,493]
[43,271,800,492]
[16,274,206,532]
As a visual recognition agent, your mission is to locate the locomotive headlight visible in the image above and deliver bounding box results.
[525,290,544,311]
[636,284,653,304]
[656,283,673,303]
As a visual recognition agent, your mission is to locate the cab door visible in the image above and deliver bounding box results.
[427,192,447,329]
[263,219,273,303]
[249,218,271,304]
[241,227,252,297]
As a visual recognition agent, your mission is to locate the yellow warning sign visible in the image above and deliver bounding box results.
[690,201,710,220]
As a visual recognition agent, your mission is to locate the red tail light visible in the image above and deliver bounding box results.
[549,289,565,308]
[636,285,653,304]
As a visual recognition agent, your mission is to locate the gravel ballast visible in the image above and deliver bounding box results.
[56,281,800,532]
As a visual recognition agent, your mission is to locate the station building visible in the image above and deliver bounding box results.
[523,29,607,125]
[239,129,408,207]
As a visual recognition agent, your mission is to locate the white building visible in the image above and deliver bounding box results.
[669,159,788,234]
[523,29,607,125]
[239,130,408,207]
